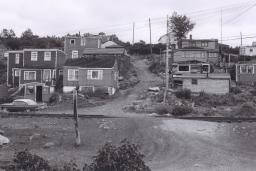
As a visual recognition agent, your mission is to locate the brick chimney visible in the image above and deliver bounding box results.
[189,34,192,40]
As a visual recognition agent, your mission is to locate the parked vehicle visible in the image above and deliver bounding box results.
[0,99,46,112]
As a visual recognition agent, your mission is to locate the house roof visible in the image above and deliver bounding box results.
[173,73,230,79]
[83,48,125,55]
[174,60,207,64]
[64,56,116,68]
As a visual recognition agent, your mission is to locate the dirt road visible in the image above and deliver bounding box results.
[1,117,256,171]
[45,59,162,116]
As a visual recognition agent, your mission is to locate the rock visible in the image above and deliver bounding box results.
[0,135,10,145]
[148,87,160,92]
[0,129,4,135]
[43,142,55,149]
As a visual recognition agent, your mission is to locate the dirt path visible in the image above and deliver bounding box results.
[46,59,161,116]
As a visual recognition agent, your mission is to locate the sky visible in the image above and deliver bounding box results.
[0,0,256,47]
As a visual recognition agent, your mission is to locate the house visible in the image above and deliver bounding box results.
[236,62,256,85]
[64,34,112,59]
[161,35,221,64]
[101,41,123,48]
[6,49,66,102]
[83,48,130,76]
[63,56,119,95]
[0,43,7,59]
[240,42,256,57]
[173,60,212,74]
[173,73,231,94]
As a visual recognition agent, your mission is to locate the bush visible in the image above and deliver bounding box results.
[172,105,193,116]
[48,93,61,105]
[154,104,172,115]
[5,150,51,171]
[231,87,241,94]
[236,102,256,117]
[175,89,191,99]
[83,140,150,171]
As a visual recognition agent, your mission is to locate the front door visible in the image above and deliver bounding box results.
[36,86,43,102]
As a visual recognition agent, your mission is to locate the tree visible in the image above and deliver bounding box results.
[0,29,16,38]
[169,12,195,48]
[21,28,34,39]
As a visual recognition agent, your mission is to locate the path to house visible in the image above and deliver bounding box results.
[46,58,162,116]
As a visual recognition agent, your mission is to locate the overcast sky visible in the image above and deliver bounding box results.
[0,0,256,47]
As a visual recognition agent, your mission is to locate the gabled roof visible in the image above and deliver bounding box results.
[83,48,126,55]
[64,56,116,68]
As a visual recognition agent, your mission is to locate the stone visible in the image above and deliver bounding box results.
[0,135,9,145]
[43,142,55,149]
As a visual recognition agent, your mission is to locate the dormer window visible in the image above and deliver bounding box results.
[70,39,75,45]
[201,42,208,47]
[44,51,51,61]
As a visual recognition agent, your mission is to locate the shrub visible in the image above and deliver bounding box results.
[83,140,150,171]
[154,104,172,115]
[174,89,191,99]
[48,93,61,105]
[231,87,241,94]
[172,105,193,116]
[5,150,51,171]
[236,102,256,117]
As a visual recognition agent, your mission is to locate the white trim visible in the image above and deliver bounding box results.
[43,69,52,81]
[68,69,79,81]
[87,70,103,80]
[7,53,9,86]
[31,51,38,61]
[52,69,56,79]
[44,51,51,61]
[236,64,238,82]
[24,71,37,81]
[15,54,20,64]
[71,50,78,59]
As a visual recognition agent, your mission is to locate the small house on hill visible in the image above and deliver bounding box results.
[236,62,256,85]
[63,56,119,95]
[174,73,231,95]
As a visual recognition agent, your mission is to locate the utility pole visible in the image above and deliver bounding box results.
[149,18,152,56]
[132,22,135,45]
[73,88,81,146]
[221,9,223,44]
[240,32,244,62]
[163,15,170,104]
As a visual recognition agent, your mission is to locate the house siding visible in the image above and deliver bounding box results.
[23,50,56,68]
[183,78,230,94]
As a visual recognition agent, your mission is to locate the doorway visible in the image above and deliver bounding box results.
[36,86,43,102]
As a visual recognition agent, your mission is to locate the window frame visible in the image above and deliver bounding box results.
[31,52,38,61]
[87,70,103,80]
[70,39,75,45]
[15,54,20,64]
[72,50,79,59]
[43,69,52,81]
[201,42,208,47]
[68,69,79,81]
[14,70,20,77]
[24,71,36,81]
[44,51,51,61]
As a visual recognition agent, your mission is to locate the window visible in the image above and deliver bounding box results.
[24,71,36,80]
[43,69,51,81]
[191,79,198,85]
[87,70,103,80]
[250,49,253,52]
[240,65,254,74]
[72,50,78,59]
[31,52,38,61]
[209,53,217,58]
[81,37,86,46]
[59,70,63,75]
[14,70,20,77]
[191,42,196,47]
[178,65,190,72]
[52,70,56,79]
[15,54,20,64]
[70,39,75,45]
[248,65,254,74]
[201,42,208,47]
[44,51,51,61]
[202,64,210,73]
[68,69,79,81]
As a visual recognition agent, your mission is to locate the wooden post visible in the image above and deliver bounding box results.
[163,15,170,104]
[73,89,81,146]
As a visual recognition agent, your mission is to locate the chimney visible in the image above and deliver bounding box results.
[189,34,192,40]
